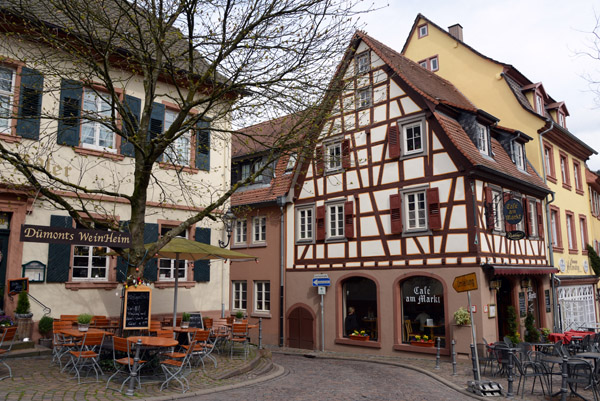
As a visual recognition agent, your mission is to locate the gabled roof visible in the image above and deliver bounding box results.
[586,168,600,192]
[435,112,549,193]
[357,31,476,112]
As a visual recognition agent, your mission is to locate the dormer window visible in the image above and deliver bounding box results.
[475,124,489,155]
[356,52,370,74]
[511,142,525,171]
[418,56,439,72]
[418,24,428,38]
[536,94,544,115]
[558,112,565,128]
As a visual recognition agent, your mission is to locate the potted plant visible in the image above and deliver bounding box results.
[506,306,521,344]
[349,329,370,341]
[235,310,244,322]
[0,315,13,328]
[454,307,471,326]
[38,315,54,348]
[540,327,551,343]
[15,291,33,341]
[411,334,434,347]
[77,313,93,332]
[524,312,540,343]
[181,312,191,328]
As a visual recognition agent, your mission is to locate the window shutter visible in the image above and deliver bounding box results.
[142,223,158,281]
[344,201,354,238]
[390,193,402,234]
[16,67,43,140]
[57,79,82,146]
[342,139,351,169]
[484,186,494,230]
[195,120,210,171]
[536,201,544,239]
[315,146,324,177]
[114,220,130,282]
[388,124,400,158]
[194,227,211,282]
[522,197,531,237]
[120,95,140,157]
[46,215,73,282]
[316,205,325,241]
[503,192,515,232]
[147,102,165,142]
[427,187,442,230]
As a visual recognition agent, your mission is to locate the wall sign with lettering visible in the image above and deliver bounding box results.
[124,285,151,330]
[189,313,204,329]
[8,278,29,295]
[518,292,526,317]
[545,289,551,313]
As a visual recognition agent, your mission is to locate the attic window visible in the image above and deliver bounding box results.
[536,94,544,115]
[512,142,526,171]
[418,24,428,38]
[285,153,297,173]
[356,52,370,74]
[558,112,565,128]
[475,123,489,155]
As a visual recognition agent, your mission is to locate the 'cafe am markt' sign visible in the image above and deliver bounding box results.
[503,198,526,241]
[20,224,131,247]
[404,285,441,305]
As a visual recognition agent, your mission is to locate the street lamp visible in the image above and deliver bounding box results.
[218,208,236,248]
[520,277,532,290]
[489,278,502,291]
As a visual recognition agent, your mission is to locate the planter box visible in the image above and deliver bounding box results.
[410,341,434,347]
[349,334,370,341]
[452,324,473,355]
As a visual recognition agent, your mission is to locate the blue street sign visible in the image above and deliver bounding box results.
[312,277,331,287]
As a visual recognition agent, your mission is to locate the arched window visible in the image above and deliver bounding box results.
[401,276,445,345]
[342,277,377,340]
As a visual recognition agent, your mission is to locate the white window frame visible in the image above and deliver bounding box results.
[0,66,15,133]
[492,189,504,232]
[254,281,270,312]
[566,213,575,250]
[234,219,247,245]
[158,227,188,281]
[476,123,489,155]
[326,141,342,172]
[163,109,191,166]
[232,281,247,311]
[512,142,525,171]
[81,89,116,152]
[72,222,109,281]
[544,147,552,176]
[418,24,428,38]
[580,217,587,250]
[356,52,370,74]
[536,94,544,115]
[296,206,314,242]
[285,153,297,173]
[252,216,266,244]
[326,203,345,240]
[528,198,538,237]
[551,210,559,247]
[356,87,371,109]
[430,56,439,71]
[399,115,426,158]
[560,156,568,184]
[403,189,427,232]
[419,60,427,69]
[558,112,565,127]
[241,163,251,181]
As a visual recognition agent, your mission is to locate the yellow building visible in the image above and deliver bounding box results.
[402,14,598,331]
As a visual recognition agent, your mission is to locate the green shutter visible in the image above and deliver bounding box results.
[120,95,140,157]
[46,215,73,282]
[115,220,130,282]
[57,79,82,146]
[194,227,211,282]
[16,67,43,140]
[143,223,158,281]
[148,102,164,142]
[195,120,210,171]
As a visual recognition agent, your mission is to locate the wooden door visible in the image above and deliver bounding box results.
[287,306,314,350]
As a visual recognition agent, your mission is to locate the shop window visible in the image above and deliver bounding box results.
[401,276,445,346]
[158,226,188,281]
[232,280,247,311]
[342,277,377,340]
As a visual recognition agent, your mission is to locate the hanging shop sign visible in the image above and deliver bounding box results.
[506,231,526,241]
[503,199,523,224]
[20,225,131,247]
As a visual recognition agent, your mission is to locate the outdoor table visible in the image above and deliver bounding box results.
[58,328,112,339]
[124,336,179,395]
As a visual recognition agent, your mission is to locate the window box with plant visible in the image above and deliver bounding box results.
[77,313,93,332]
[181,312,191,328]
[410,334,434,347]
[349,330,370,341]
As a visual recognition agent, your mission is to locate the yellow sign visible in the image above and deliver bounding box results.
[453,273,478,293]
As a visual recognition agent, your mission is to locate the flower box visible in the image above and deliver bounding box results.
[410,340,434,347]
[349,334,370,342]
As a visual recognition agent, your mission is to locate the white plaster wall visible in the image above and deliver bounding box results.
[404,157,425,180]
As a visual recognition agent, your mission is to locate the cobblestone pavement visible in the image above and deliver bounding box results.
[190,353,472,401]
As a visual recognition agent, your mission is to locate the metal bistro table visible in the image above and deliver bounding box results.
[543,354,596,401]
[125,336,178,396]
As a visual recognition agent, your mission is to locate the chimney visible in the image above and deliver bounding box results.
[448,24,463,41]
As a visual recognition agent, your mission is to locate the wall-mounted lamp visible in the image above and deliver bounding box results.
[489,279,502,291]
[520,277,532,290]
[218,208,236,248]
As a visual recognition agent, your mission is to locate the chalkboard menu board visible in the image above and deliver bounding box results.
[518,292,526,317]
[545,289,551,313]
[8,278,29,295]
[124,285,151,330]
[189,313,203,329]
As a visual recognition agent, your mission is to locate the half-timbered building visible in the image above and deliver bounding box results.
[284,32,553,355]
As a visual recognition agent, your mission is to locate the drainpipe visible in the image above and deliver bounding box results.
[538,121,560,332]
[277,195,286,347]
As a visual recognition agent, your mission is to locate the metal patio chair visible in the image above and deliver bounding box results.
[160,340,196,393]
[106,336,147,393]
[0,326,17,381]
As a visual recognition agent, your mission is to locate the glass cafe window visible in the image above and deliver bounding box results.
[342,277,377,340]
[401,276,445,346]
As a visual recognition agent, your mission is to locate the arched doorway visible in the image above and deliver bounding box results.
[287,306,314,350]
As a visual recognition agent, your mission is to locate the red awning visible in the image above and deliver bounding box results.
[487,264,559,276]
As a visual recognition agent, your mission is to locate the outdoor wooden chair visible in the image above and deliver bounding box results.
[51,320,80,369]
[106,336,146,393]
[67,331,105,384]
[203,318,213,331]
[149,320,163,334]
[230,323,249,360]
[211,319,230,354]
[181,329,216,369]
[0,326,17,381]
[156,329,174,339]
[160,340,196,393]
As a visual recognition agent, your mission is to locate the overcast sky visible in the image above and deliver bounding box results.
[358,0,600,170]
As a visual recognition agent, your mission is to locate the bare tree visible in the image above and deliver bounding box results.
[578,11,600,106]
[0,0,369,278]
